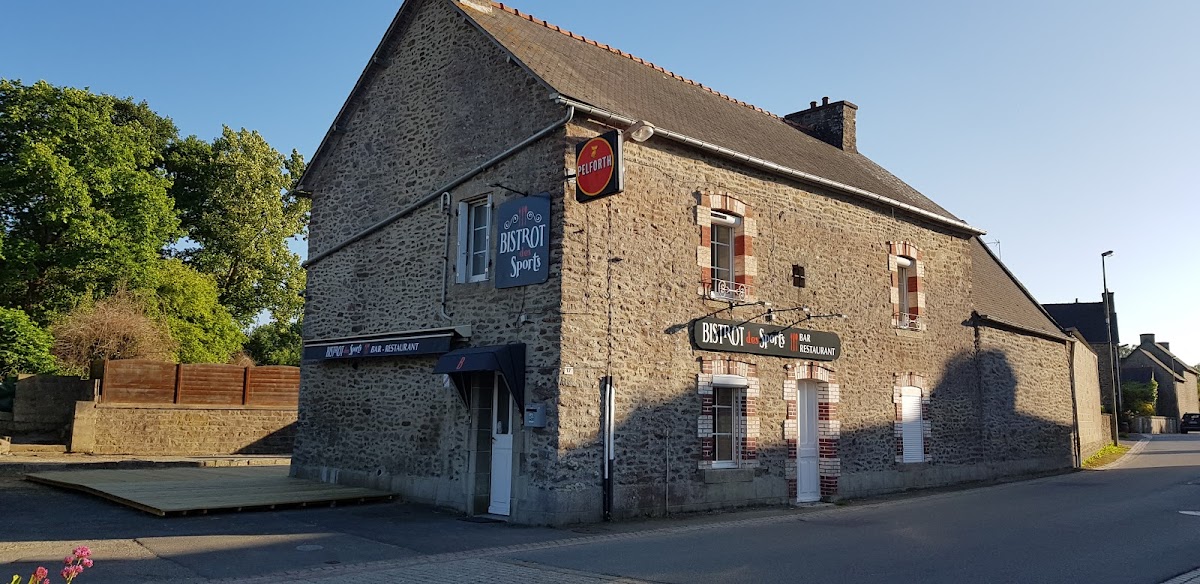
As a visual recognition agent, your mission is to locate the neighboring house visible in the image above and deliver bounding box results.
[1122,334,1200,420]
[1043,295,1120,412]
[292,0,1084,524]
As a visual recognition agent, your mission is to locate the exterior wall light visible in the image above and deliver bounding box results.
[626,120,655,143]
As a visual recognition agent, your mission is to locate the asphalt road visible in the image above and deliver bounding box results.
[3,436,1200,583]
[503,435,1200,584]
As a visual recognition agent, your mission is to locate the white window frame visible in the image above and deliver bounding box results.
[456,195,493,283]
[896,255,916,329]
[712,383,742,469]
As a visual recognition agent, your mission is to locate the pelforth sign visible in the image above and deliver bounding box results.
[691,317,842,361]
[575,130,623,203]
[496,195,550,289]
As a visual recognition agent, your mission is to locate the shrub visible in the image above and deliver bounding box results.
[0,307,56,377]
[51,292,176,374]
[1122,379,1158,418]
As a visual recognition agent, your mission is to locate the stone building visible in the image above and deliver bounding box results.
[292,0,1088,524]
[1043,295,1121,412]
[1122,334,1199,420]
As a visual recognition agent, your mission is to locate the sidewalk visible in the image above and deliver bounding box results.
[0,452,289,476]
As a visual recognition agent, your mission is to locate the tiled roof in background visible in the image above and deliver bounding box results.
[461,1,963,222]
[969,238,1065,340]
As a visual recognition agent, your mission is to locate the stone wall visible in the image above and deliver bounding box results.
[1132,416,1177,434]
[1072,339,1110,460]
[293,0,568,524]
[70,404,296,455]
[0,375,95,438]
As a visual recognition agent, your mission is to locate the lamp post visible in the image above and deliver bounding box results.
[1102,250,1120,445]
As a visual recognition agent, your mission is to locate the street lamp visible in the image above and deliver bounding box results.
[1102,250,1120,445]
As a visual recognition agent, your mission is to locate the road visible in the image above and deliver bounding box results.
[3,435,1200,583]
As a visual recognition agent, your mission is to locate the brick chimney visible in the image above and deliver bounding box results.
[1140,333,1155,346]
[784,96,858,152]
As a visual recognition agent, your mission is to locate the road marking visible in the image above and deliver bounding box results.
[1179,511,1200,517]
[1160,566,1200,584]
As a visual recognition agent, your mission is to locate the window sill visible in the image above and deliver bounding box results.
[894,328,924,339]
[703,468,754,484]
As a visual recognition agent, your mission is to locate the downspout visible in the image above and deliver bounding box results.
[554,95,984,237]
[1066,337,1082,467]
[304,105,576,269]
[439,192,453,320]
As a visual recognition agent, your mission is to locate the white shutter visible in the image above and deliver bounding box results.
[901,392,924,463]
[455,201,468,283]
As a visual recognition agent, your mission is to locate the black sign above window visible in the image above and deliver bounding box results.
[691,317,841,361]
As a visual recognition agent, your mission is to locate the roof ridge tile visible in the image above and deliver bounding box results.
[488,1,778,118]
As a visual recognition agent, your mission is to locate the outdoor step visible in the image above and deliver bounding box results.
[8,443,67,454]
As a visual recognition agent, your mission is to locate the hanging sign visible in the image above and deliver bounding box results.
[691,317,841,361]
[496,195,550,289]
[303,335,452,361]
[575,130,623,203]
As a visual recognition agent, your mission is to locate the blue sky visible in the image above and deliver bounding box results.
[3,1,1198,361]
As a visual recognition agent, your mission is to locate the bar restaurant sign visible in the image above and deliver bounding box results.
[691,317,842,361]
[303,335,452,361]
[496,195,550,289]
[575,130,623,203]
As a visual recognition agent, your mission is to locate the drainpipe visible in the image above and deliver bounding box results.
[602,375,615,521]
[439,193,454,320]
[303,105,576,269]
[1066,337,1082,467]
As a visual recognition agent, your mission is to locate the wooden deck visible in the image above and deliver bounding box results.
[25,466,395,516]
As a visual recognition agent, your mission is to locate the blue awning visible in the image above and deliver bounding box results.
[433,344,526,409]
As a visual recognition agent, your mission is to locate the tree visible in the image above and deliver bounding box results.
[245,319,302,366]
[50,291,175,374]
[0,307,55,377]
[1121,378,1158,417]
[0,79,179,324]
[141,259,245,363]
[166,127,308,325]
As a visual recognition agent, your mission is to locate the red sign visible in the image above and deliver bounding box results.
[575,130,622,202]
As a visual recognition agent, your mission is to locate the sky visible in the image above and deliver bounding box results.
[2,1,1198,362]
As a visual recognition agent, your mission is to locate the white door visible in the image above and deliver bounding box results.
[797,381,820,503]
[489,376,514,516]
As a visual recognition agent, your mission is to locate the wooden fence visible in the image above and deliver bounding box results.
[96,360,299,407]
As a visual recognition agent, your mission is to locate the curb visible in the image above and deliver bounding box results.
[1094,436,1150,471]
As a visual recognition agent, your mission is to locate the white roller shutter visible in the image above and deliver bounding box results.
[901,391,924,463]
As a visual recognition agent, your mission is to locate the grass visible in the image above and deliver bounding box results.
[1082,444,1130,469]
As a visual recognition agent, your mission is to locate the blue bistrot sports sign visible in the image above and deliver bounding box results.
[496,195,550,289]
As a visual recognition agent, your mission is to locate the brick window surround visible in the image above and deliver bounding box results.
[697,192,756,302]
[784,361,840,499]
[887,241,925,331]
[698,358,760,469]
[893,372,932,464]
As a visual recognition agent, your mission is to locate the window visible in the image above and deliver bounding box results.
[712,385,739,468]
[699,202,753,302]
[900,387,924,463]
[896,256,915,329]
[710,211,736,287]
[888,242,924,331]
[456,196,492,283]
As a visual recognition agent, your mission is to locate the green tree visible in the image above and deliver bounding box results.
[0,79,179,324]
[1121,378,1158,417]
[166,127,308,325]
[0,307,55,377]
[244,319,302,366]
[141,259,245,363]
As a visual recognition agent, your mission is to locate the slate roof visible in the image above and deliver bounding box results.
[969,237,1066,340]
[1146,343,1199,375]
[457,1,967,225]
[1126,348,1185,382]
[1042,300,1114,346]
[1122,366,1155,384]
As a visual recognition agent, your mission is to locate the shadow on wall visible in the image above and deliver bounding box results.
[552,346,1077,520]
[236,422,298,455]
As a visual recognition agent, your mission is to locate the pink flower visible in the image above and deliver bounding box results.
[42,579,50,584]
[72,546,91,559]
[63,556,74,565]
[80,558,93,568]
[34,567,48,579]
[61,567,72,580]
